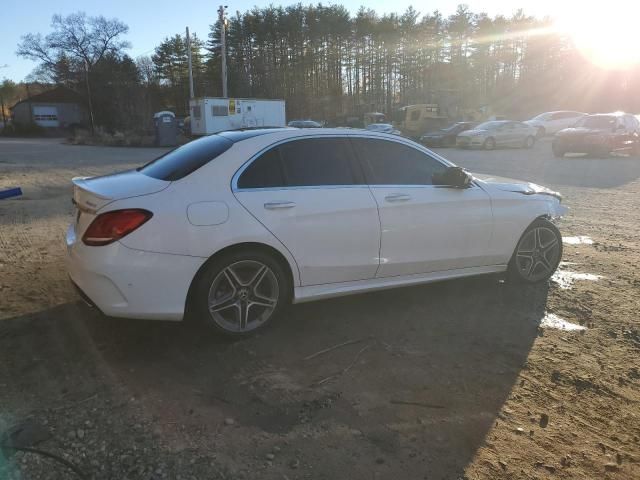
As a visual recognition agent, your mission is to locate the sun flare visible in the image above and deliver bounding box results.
[555,4,640,69]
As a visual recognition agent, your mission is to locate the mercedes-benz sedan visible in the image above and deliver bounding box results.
[67,128,566,336]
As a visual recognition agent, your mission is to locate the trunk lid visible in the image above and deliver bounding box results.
[72,169,169,213]
[71,169,169,237]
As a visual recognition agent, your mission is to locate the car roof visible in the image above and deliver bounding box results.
[217,127,408,142]
[586,113,623,117]
[218,127,297,142]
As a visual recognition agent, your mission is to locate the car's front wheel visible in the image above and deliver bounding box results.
[508,218,563,283]
[194,250,290,336]
[523,135,535,149]
[483,137,496,150]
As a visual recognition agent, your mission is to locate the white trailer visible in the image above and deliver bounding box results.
[189,97,286,135]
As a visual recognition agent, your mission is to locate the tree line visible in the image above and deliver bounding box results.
[8,6,640,131]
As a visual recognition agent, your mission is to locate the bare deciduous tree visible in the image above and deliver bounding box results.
[17,12,130,73]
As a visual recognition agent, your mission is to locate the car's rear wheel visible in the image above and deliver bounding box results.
[483,137,496,150]
[194,251,290,336]
[523,135,535,149]
[508,218,563,284]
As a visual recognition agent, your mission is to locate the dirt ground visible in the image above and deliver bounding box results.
[0,137,639,479]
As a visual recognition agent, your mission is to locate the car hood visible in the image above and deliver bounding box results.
[556,127,607,137]
[457,129,488,137]
[473,173,562,199]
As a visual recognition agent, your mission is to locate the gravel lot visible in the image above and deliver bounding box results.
[1,137,639,479]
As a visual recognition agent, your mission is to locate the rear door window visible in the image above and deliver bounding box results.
[237,147,285,189]
[139,135,233,181]
[278,138,359,187]
[351,138,446,185]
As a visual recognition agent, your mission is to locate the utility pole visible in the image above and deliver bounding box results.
[84,60,95,133]
[25,83,33,125]
[218,5,228,98]
[0,94,6,128]
[186,26,195,100]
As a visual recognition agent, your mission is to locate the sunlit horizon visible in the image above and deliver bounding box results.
[554,3,640,70]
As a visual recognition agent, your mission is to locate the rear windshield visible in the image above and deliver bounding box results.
[576,116,616,129]
[139,135,233,181]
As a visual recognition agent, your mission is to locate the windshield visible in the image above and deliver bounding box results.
[475,121,504,130]
[575,116,616,129]
[531,113,551,121]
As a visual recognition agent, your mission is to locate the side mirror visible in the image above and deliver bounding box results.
[433,166,472,188]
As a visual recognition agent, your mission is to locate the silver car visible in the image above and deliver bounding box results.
[456,121,538,150]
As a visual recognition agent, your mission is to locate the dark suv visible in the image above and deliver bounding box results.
[552,113,640,157]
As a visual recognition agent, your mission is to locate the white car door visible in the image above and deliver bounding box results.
[233,136,381,286]
[350,137,494,277]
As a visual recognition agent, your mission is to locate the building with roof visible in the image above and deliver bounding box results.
[10,86,89,129]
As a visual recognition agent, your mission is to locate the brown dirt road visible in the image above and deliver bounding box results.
[1,138,639,479]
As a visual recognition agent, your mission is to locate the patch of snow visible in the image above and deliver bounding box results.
[563,236,593,245]
[540,313,587,331]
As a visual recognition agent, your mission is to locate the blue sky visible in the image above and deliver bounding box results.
[1,0,559,82]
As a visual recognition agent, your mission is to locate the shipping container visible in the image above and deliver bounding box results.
[189,97,286,135]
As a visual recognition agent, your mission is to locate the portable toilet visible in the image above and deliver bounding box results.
[154,111,177,147]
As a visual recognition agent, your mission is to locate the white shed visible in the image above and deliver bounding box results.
[189,97,286,135]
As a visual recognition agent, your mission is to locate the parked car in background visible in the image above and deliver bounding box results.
[287,120,323,128]
[552,112,640,157]
[420,122,476,147]
[456,121,537,150]
[66,128,566,336]
[525,111,586,137]
[365,123,402,135]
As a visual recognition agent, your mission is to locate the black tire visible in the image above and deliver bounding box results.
[483,137,496,150]
[507,218,563,284]
[552,142,565,158]
[523,135,535,149]
[193,250,290,337]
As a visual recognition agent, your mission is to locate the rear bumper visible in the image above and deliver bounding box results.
[66,224,205,320]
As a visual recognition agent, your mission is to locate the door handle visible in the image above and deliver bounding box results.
[384,193,412,202]
[264,201,296,210]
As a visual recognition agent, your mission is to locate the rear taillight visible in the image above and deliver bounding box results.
[82,209,153,246]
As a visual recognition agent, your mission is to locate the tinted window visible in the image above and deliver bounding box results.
[237,148,284,189]
[278,138,357,186]
[352,138,446,185]
[577,116,616,129]
[139,135,233,181]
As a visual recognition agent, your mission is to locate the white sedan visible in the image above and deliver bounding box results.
[67,128,567,336]
[525,111,586,137]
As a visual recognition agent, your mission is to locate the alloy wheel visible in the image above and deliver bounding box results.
[515,226,561,282]
[207,260,279,333]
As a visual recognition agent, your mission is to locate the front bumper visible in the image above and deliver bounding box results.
[456,136,486,148]
[66,224,204,320]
